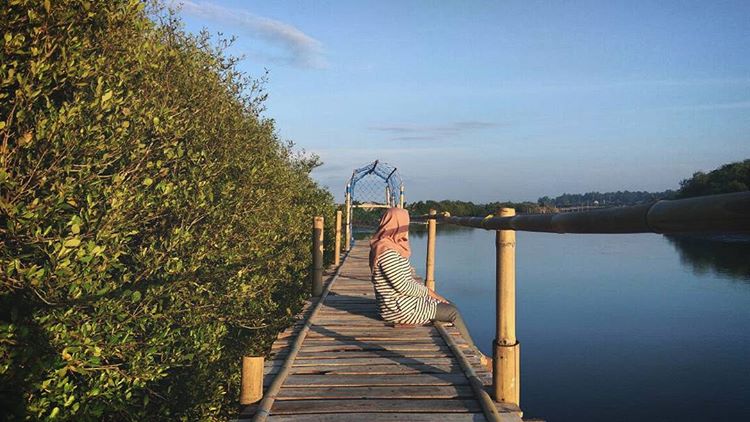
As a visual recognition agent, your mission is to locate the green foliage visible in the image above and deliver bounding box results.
[1,1,334,420]
[676,159,750,198]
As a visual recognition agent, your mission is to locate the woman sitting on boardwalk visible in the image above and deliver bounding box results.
[369,207,490,367]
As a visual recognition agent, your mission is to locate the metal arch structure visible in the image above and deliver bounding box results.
[349,160,403,207]
[344,160,405,250]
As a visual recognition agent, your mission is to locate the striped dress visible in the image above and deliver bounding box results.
[371,249,438,325]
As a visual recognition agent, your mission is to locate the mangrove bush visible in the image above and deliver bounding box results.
[1,1,335,420]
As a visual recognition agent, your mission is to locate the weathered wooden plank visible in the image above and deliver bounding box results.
[317,306,379,311]
[302,330,468,345]
[296,344,450,353]
[294,338,446,350]
[286,350,456,359]
[297,319,390,325]
[265,364,461,376]
[326,289,374,293]
[267,398,482,414]
[265,358,461,373]
[305,328,439,334]
[282,374,470,387]
[274,338,444,348]
[273,344,469,359]
[276,334,443,344]
[292,334,441,341]
[318,304,376,309]
[273,341,447,351]
[275,385,475,400]
[301,326,398,330]
[314,312,382,317]
[264,369,473,389]
[306,329,440,336]
[290,357,458,366]
[309,323,434,330]
[261,414,488,422]
[316,308,379,313]
[323,296,377,301]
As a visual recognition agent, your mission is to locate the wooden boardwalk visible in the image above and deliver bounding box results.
[240,241,523,421]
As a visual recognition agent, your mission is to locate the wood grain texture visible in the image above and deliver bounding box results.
[268,398,482,414]
[262,413,489,421]
[275,385,475,400]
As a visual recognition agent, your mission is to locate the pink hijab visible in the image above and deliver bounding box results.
[369,208,411,272]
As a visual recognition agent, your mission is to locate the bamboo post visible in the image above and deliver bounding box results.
[385,185,392,207]
[312,216,324,297]
[345,186,352,251]
[399,184,405,208]
[335,210,342,266]
[240,356,263,405]
[493,208,519,405]
[425,209,436,292]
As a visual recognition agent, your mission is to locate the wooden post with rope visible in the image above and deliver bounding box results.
[425,209,437,292]
[493,207,520,405]
[312,216,324,297]
[345,185,352,251]
[334,210,342,266]
[240,356,263,405]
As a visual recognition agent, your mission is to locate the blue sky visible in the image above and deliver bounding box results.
[176,0,750,202]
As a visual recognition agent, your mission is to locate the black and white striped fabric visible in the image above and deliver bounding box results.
[371,249,438,324]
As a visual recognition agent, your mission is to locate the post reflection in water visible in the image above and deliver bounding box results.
[665,234,750,281]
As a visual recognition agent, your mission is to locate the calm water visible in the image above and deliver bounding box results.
[404,226,750,422]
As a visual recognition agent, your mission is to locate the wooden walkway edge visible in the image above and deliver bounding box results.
[239,241,523,421]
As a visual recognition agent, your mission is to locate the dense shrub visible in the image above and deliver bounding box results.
[0,1,334,420]
[676,159,750,198]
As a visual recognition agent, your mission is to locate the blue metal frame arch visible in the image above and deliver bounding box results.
[345,160,404,248]
[349,160,402,206]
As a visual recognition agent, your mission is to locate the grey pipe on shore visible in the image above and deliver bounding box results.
[414,191,750,234]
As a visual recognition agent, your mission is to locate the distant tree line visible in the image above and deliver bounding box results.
[407,159,749,217]
[537,190,676,208]
[407,200,554,217]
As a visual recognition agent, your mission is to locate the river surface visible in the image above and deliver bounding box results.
[400,226,750,422]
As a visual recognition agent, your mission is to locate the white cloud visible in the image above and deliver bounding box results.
[368,121,498,141]
[178,1,327,69]
[655,100,750,112]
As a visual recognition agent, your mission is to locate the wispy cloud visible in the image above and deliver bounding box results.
[178,1,327,69]
[655,100,750,112]
[491,77,750,96]
[369,121,498,141]
[391,135,436,141]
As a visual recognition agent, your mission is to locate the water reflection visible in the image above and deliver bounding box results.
[665,234,750,281]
